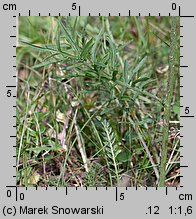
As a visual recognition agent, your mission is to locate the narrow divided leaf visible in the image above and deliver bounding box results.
[58,19,80,53]
[134,17,147,48]
[56,28,62,52]
[128,56,147,82]
[123,60,129,83]
[80,38,94,58]
[106,36,116,71]
[91,28,104,63]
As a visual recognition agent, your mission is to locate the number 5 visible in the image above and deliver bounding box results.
[72,3,77,10]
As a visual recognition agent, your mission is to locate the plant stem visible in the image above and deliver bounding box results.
[159,17,177,186]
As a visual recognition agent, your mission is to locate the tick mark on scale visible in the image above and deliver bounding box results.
[180,15,195,18]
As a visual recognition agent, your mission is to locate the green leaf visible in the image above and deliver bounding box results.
[117,41,133,52]
[117,150,132,162]
[27,128,37,137]
[141,79,157,88]
[40,125,46,134]
[58,19,80,53]
[124,130,132,145]
[173,102,180,115]
[21,41,57,52]
[26,142,62,154]
[106,36,116,71]
[34,112,49,121]
[128,56,147,82]
[33,59,60,69]
[56,28,62,52]
[26,146,53,153]
[84,70,98,78]
[139,117,156,125]
[134,17,147,48]
[91,28,103,63]
[132,76,150,86]
[123,60,129,83]
[80,38,94,58]
[133,56,147,73]
[116,80,162,103]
